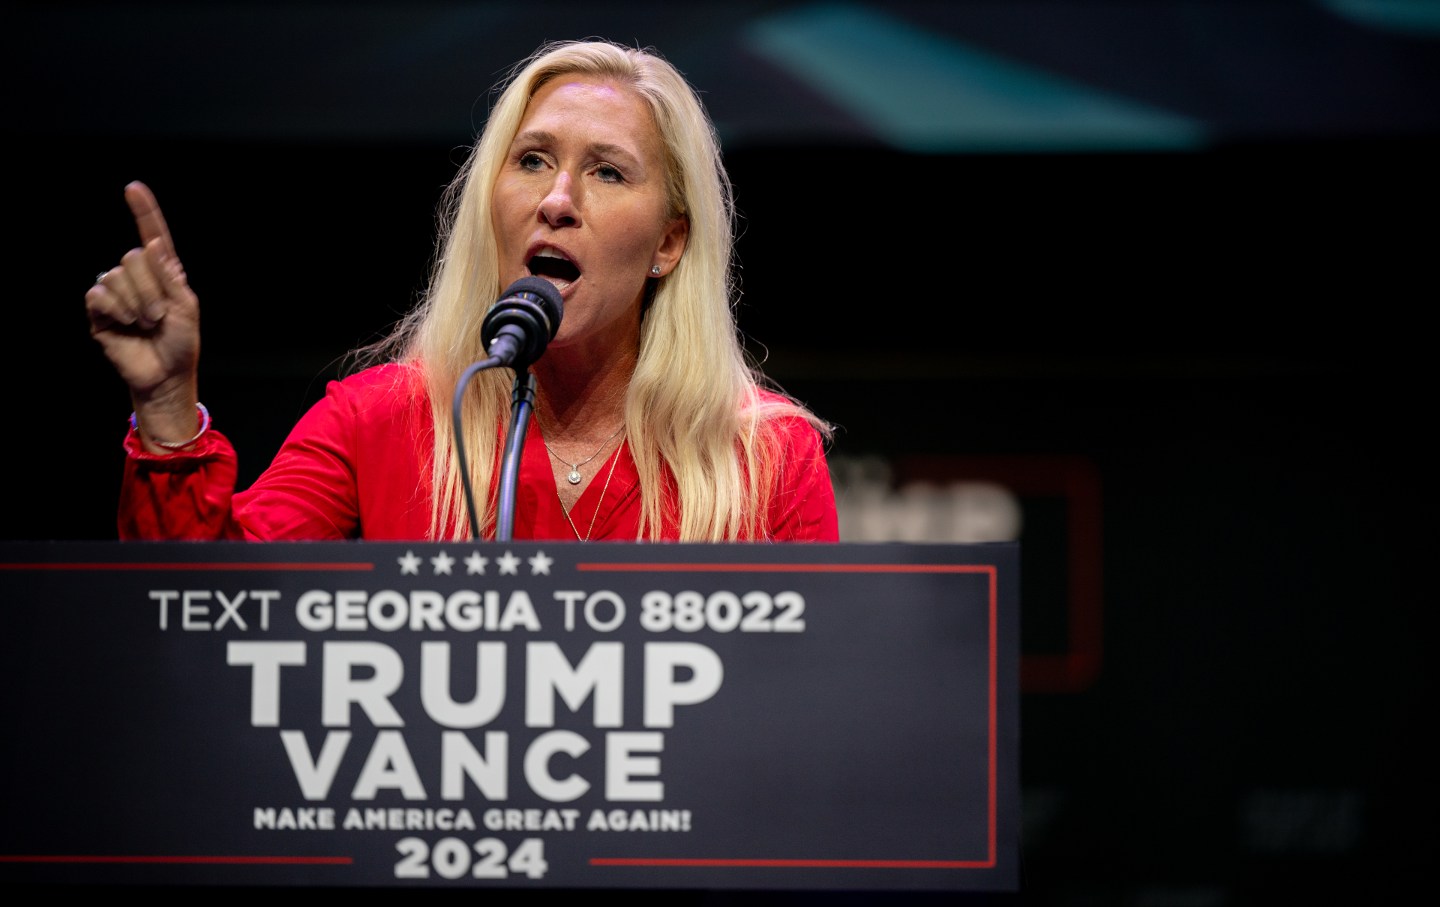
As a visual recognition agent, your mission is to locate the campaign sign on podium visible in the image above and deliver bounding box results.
[0,541,1017,891]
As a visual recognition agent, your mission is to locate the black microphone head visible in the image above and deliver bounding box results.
[481,277,565,368]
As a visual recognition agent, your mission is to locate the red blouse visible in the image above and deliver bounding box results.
[118,364,838,542]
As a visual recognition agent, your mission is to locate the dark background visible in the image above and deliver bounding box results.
[7,2,1435,904]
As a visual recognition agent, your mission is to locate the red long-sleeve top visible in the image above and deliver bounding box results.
[118,364,838,542]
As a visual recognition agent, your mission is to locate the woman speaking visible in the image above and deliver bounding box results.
[85,40,837,543]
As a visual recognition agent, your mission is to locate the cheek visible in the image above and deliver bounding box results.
[492,178,535,226]
[490,188,516,231]
[613,208,672,264]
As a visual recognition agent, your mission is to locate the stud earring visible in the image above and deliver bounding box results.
[651,265,662,276]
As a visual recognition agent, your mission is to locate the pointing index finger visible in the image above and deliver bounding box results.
[124,180,176,256]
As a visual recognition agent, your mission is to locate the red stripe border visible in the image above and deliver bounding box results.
[2,557,1004,875]
[0,562,373,571]
[590,858,993,869]
[0,854,351,865]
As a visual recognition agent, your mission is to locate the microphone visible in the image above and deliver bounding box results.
[481,277,564,370]
[455,277,562,539]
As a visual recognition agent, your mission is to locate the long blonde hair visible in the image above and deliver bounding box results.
[377,39,827,540]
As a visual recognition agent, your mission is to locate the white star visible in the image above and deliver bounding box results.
[431,550,455,575]
[465,551,489,575]
[398,550,421,575]
[528,550,553,575]
[497,550,521,575]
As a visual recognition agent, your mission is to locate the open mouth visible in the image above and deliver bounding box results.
[528,249,581,286]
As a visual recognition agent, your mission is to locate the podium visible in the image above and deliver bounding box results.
[0,541,1018,892]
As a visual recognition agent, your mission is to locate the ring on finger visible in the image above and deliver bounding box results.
[95,271,109,285]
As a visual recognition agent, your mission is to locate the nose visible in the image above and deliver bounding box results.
[538,171,579,227]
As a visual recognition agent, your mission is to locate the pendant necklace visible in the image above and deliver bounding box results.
[543,423,625,485]
[560,439,625,542]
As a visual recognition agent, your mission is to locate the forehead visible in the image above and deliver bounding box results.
[517,76,661,152]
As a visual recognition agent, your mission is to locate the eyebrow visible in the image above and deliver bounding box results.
[510,130,647,175]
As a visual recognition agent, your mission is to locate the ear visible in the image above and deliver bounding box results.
[650,214,689,277]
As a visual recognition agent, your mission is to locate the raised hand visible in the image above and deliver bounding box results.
[85,182,203,449]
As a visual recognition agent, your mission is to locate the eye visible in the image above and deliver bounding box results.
[594,163,624,184]
[518,151,546,172]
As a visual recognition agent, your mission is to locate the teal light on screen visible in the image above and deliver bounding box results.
[745,2,1207,153]
[1320,0,1440,36]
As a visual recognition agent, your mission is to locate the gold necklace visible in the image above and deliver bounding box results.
[559,438,625,541]
[543,423,625,485]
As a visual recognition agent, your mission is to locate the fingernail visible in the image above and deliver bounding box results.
[144,302,167,323]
